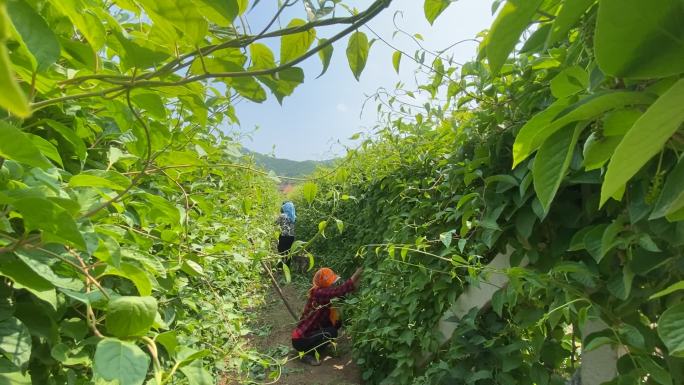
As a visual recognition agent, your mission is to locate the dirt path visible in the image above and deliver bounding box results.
[249,281,361,385]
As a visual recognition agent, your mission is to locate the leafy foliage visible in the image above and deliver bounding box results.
[292,1,684,384]
[0,0,392,383]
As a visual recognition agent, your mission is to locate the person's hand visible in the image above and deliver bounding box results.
[351,267,363,289]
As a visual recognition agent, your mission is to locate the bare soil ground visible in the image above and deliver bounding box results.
[233,277,361,385]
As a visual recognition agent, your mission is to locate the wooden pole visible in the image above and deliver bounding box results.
[261,261,299,321]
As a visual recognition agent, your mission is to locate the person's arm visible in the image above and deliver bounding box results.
[314,267,364,301]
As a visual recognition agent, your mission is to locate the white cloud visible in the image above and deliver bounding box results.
[336,103,348,112]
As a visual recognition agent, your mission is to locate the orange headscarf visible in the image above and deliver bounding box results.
[310,267,341,326]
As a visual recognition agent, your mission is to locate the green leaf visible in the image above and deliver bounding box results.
[595,0,684,79]
[93,338,150,385]
[550,66,588,98]
[0,317,31,368]
[439,231,453,248]
[346,31,369,81]
[392,50,401,74]
[131,92,166,120]
[6,0,60,72]
[11,197,86,249]
[651,155,684,219]
[512,97,575,168]
[0,6,30,117]
[47,0,105,52]
[179,360,213,385]
[102,263,153,296]
[607,264,634,300]
[424,0,451,24]
[105,296,158,338]
[335,219,344,234]
[635,356,672,385]
[0,358,31,385]
[282,263,291,283]
[249,43,276,70]
[29,135,63,167]
[657,302,684,357]
[582,133,622,171]
[317,38,333,78]
[191,0,239,26]
[545,0,596,48]
[481,0,543,74]
[532,123,582,215]
[0,122,51,169]
[69,170,131,191]
[513,91,655,167]
[258,66,304,104]
[280,18,315,63]
[602,79,684,206]
[44,119,87,162]
[136,0,207,44]
[650,280,684,300]
[302,182,318,204]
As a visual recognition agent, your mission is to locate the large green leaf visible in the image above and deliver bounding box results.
[346,31,369,81]
[481,0,543,74]
[657,303,684,357]
[44,119,87,162]
[0,5,30,117]
[137,0,207,44]
[424,0,451,24]
[601,79,684,206]
[105,296,158,338]
[0,122,52,169]
[102,263,153,296]
[317,38,333,78]
[513,91,655,167]
[0,358,31,385]
[93,338,150,385]
[249,43,276,70]
[651,155,684,219]
[6,0,60,72]
[29,135,63,167]
[280,18,315,63]
[11,197,86,249]
[302,182,318,204]
[0,318,31,368]
[595,0,684,79]
[69,170,131,191]
[550,66,588,98]
[48,0,105,52]
[179,360,213,385]
[190,0,238,26]
[532,123,582,215]
[545,0,596,48]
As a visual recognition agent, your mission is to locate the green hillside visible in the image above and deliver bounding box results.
[243,149,336,178]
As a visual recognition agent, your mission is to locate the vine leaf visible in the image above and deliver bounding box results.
[0,122,52,169]
[480,0,543,75]
[392,50,402,74]
[192,0,239,26]
[93,338,150,385]
[105,296,158,338]
[657,302,684,357]
[317,38,334,78]
[0,317,32,368]
[0,4,30,117]
[11,197,86,249]
[651,280,684,300]
[346,31,369,81]
[545,0,596,48]
[302,182,318,204]
[280,18,316,64]
[424,0,451,25]
[47,0,106,53]
[6,0,60,72]
[595,0,684,79]
[651,155,684,220]
[514,91,654,167]
[601,79,684,206]
[532,123,582,216]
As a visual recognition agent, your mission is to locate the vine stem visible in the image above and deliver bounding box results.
[142,336,163,385]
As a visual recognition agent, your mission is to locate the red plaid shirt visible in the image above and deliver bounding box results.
[291,279,355,339]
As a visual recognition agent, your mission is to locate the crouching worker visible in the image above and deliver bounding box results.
[291,267,363,366]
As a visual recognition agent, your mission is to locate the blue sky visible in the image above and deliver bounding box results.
[230,0,494,161]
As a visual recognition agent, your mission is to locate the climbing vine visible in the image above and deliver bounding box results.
[0,0,390,384]
[293,1,684,384]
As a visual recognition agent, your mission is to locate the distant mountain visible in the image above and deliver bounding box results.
[243,149,336,178]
